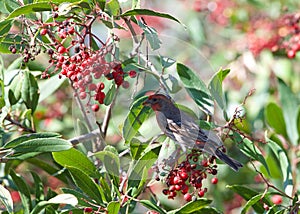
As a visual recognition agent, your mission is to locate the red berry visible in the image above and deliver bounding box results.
[173,176,182,185]
[211,177,218,184]
[88,83,97,91]
[175,185,181,191]
[201,159,209,167]
[271,195,282,205]
[68,27,75,34]
[91,104,99,112]
[57,46,66,54]
[40,28,47,36]
[287,50,296,58]
[129,70,137,78]
[79,92,87,99]
[183,193,192,202]
[198,189,205,197]
[162,189,169,195]
[263,203,269,210]
[98,82,105,90]
[169,185,176,192]
[179,171,188,181]
[84,207,93,213]
[181,184,189,194]
[122,81,130,89]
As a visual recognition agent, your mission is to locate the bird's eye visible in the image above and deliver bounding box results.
[152,98,158,102]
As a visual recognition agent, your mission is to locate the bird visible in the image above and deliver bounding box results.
[143,93,243,171]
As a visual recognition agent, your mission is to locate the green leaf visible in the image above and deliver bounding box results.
[0,19,13,39]
[0,34,23,54]
[278,79,299,145]
[30,194,78,214]
[8,72,23,105]
[176,63,214,115]
[26,158,68,184]
[130,139,148,160]
[61,188,92,207]
[4,132,60,149]
[227,185,269,213]
[93,147,120,187]
[5,2,51,20]
[168,199,213,214]
[266,136,293,196]
[123,96,152,144]
[208,68,230,110]
[53,148,97,177]
[107,201,121,214]
[137,20,161,50]
[9,169,32,213]
[241,193,268,214]
[106,0,120,16]
[235,133,270,175]
[160,56,176,68]
[31,171,45,202]
[38,75,65,103]
[0,80,6,108]
[140,200,167,214]
[104,83,116,105]
[127,144,161,196]
[4,0,20,13]
[121,9,181,24]
[96,0,106,10]
[22,70,40,112]
[0,185,13,213]
[68,167,104,205]
[12,138,72,154]
[265,102,287,137]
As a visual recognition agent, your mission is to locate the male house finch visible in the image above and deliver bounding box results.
[143,94,242,171]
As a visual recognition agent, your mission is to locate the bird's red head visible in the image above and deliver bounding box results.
[143,94,173,111]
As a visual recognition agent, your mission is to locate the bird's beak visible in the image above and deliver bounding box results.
[142,98,151,106]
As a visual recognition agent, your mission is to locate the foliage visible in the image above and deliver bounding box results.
[0,0,299,213]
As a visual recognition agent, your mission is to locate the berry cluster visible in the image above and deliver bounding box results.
[245,12,300,58]
[192,0,235,26]
[9,4,138,111]
[162,150,218,202]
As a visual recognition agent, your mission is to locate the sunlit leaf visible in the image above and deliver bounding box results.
[53,148,98,177]
[12,138,72,154]
[0,185,13,213]
[21,70,40,112]
[4,132,60,148]
[177,63,214,115]
[266,135,293,196]
[227,185,270,213]
[123,96,151,144]
[235,133,270,175]
[265,102,287,137]
[93,146,120,187]
[107,201,121,214]
[68,167,104,205]
[208,68,230,111]
[278,79,299,145]
[121,9,181,24]
[168,199,214,214]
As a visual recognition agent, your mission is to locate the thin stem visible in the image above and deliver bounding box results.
[101,86,119,138]
[5,115,36,133]
[250,161,293,200]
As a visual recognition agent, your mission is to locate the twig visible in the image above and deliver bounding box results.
[5,115,36,133]
[101,86,119,138]
[250,161,293,200]
[69,128,100,145]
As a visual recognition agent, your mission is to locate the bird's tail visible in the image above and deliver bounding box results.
[215,149,243,171]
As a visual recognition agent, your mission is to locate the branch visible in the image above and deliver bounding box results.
[5,115,36,133]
